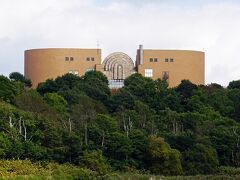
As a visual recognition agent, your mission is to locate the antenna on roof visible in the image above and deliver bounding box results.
[97,40,100,54]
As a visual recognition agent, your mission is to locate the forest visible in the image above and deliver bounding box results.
[0,71,240,178]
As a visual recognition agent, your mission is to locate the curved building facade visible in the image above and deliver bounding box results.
[136,46,205,87]
[25,45,205,88]
[25,48,101,88]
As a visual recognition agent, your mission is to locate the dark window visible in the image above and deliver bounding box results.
[70,57,74,61]
[154,58,158,62]
[170,58,174,62]
[150,58,153,62]
[86,57,90,61]
[65,57,69,61]
[162,71,169,83]
[91,57,94,61]
[165,58,169,62]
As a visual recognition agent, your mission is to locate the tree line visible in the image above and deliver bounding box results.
[0,71,240,176]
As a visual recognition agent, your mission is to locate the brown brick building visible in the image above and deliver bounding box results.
[24,45,205,88]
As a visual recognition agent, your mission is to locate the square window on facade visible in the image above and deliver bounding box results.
[165,58,169,62]
[86,57,90,61]
[144,69,153,77]
[154,58,158,62]
[91,57,94,61]
[170,58,174,62]
[150,58,153,62]
[70,57,74,61]
[65,57,69,61]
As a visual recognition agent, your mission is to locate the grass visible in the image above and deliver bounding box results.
[0,160,240,180]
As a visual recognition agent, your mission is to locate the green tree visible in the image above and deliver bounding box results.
[183,144,219,175]
[147,136,183,175]
[43,93,69,118]
[88,114,117,149]
[71,95,107,146]
[176,80,198,99]
[9,72,32,88]
[106,132,132,169]
[80,150,110,175]
[128,129,149,168]
[0,75,23,103]
[228,80,240,89]
[82,71,110,105]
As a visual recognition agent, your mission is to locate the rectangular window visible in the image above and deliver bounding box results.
[86,57,90,61]
[144,69,153,77]
[70,57,74,61]
[170,58,174,62]
[86,69,94,72]
[154,58,158,62]
[150,58,153,62]
[162,71,169,83]
[91,57,94,61]
[165,58,169,62]
[65,57,69,61]
[69,70,79,75]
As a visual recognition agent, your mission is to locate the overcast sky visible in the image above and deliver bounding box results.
[0,0,240,86]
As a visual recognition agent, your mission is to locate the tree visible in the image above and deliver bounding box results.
[134,100,155,131]
[0,75,23,103]
[9,72,25,82]
[228,80,240,89]
[124,73,156,105]
[9,72,32,88]
[106,132,133,169]
[43,93,69,118]
[14,90,60,120]
[82,71,110,105]
[110,89,135,112]
[80,150,110,175]
[183,144,219,175]
[128,129,149,168]
[37,79,58,95]
[88,114,117,149]
[71,95,107,146]
[176,80,198,99]
[147,136,183,175]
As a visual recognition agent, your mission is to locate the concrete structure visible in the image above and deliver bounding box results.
[25,48,101,88]
[136,47,205,87]
[24,45,205,88]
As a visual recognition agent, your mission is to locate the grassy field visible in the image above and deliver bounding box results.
[1,174,240,180]
[0,160,239,180]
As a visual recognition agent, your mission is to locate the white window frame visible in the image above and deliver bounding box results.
[144,69,153,77]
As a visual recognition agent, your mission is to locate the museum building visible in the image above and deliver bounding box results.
[24,45,205,88]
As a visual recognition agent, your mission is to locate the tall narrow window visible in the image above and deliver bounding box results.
[162,71,169,83]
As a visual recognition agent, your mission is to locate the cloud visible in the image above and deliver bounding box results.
[0,0,240,86]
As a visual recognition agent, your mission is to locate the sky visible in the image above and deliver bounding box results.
[1,0,240,86]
